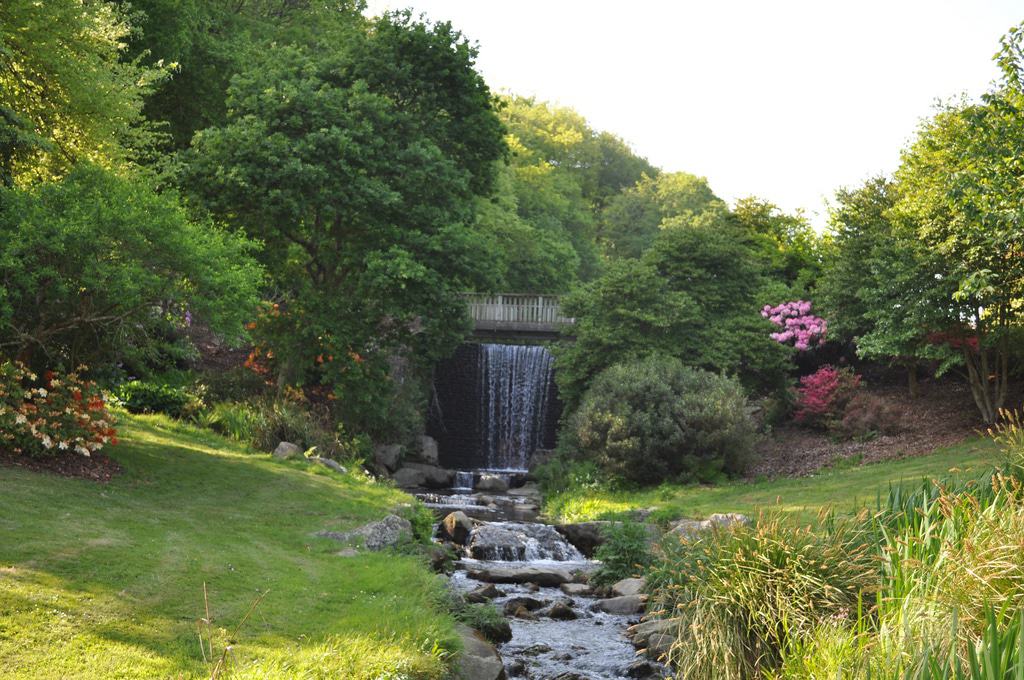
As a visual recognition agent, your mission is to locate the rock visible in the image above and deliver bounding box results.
[426,544,452,574]
[523,582,540,593]
[547,601,577,620]
[627,617,678,647]
[440,511,474,545]
[507,482,541,498]
[272,441,303,459]
[645,633,674,659]
[506,659,527,677]
[391,466,426,488]
[454,624,507,680]
[476,473,509,492]
[315,514,412,551]
[401,462,453,488]
[311,456,347,474]
[411,434,439,465]
[509,605,537,621]
[468,522,584,562]
[510,504,540,522]
[502,596,546,615]
[625,659,659,678]
[554,521,612,557]
[373,443,402,472]
[670,513,751,539]
[559,582,593,597]
[612,577,646,598]
[591,594,645,615]
[466,564,578,587]
[465,583,503,603]
[521,643,551,656]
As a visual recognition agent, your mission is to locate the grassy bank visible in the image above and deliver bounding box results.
[544,436,1000,524]
[0,414,456,679]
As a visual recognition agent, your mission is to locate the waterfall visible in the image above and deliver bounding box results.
[479,344,554,471]
[453,471,474,491]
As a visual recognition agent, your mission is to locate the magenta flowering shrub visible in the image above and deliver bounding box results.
[761,300,827,351]
[793,365,861,427]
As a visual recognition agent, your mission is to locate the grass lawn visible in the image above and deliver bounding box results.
[0,414,456,679]
[544,436,1003,525]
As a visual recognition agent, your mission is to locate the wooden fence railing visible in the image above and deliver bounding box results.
[461,293,573,328]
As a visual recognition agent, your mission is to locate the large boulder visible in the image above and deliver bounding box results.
[272,441,303,459]
[440,511,474,545]
[468,522,584,561]
[627,617,678,648]
[315,514,412,551]
[374,444,403,472]
[401,462,453,488]
[391,466,427,488]
[455,624,507,680]
[555,521,612,557]
[410,434,439,465]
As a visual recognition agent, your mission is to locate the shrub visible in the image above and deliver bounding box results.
[647,514,875,680]
[793,365,861,427]
[449,599,511,645]
[0,361,117,457]
[838,393,904,438]
[569,355,756,486]
[117,380,204,420]
[592,521,653,586]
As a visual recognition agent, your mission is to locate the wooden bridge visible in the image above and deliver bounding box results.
[462,293,574,339]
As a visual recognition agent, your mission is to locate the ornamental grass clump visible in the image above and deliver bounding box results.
[647,513,875,680]
[0,360,116,456]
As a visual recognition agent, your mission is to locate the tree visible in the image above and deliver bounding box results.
[599,172,726,259]
[0,165,262,372]
[0,0,165,183]
[733,197,824,294]
[181,14,506,434]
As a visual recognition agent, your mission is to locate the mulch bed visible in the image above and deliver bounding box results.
[0,449,121,482]
[749,379,999,479]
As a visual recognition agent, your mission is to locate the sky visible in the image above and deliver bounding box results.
[364,0,1022,228]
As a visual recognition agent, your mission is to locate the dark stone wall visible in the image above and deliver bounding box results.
[428,343,561,470]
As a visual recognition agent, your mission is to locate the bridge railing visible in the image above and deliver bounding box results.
[461,293,574,329]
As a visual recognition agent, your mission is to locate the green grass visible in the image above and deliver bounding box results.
[0,413,456,679]
[544,437,1001,525]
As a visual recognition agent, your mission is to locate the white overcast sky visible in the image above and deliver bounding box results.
[365,1,1022,227]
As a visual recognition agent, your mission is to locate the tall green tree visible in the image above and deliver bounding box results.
[733,197,824,294]
[181,13,506,434]
[0,0,165,183]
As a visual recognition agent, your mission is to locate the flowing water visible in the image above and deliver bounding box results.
[479,344,555,471]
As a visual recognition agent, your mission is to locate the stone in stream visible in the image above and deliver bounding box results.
[559,582,593,597]
[475,473,509,492]
[401,462,453,488]
[546,601,577,620]
[627,617,678,647]
[454,624,507,680]
[591,594,646,615]
[467,522,585,562]
[554,521,612,557]
[411,434,439,465]
[502,596,546,616]
[466,564,579,587]
[465,583,504,603]
[439,511,474,544]
[507,481,541,498]
[391,466,426,488]
[611,577,646,598]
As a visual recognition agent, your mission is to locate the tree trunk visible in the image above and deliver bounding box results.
[963,345,996,424]
[907,361,919,399]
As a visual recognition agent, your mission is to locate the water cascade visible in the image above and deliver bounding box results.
[478,343,554,471]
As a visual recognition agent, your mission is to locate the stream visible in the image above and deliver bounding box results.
[418,476,671,680]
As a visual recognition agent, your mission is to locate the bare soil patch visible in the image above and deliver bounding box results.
[0,449,121,482]
[750,379,996,479]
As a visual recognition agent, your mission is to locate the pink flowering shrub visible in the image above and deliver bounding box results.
[761,300,827,351]
[793,365,861,427]
[0,361,117,457]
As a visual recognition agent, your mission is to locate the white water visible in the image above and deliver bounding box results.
[479,344,554,471]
